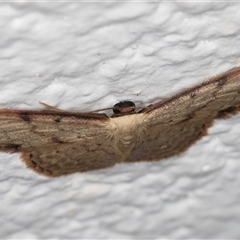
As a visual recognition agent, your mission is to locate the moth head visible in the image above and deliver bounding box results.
[112,101,136,117]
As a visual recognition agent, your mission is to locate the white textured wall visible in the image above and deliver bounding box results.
[1,2,240,239]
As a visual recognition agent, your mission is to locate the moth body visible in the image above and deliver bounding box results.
[110,113,145,161]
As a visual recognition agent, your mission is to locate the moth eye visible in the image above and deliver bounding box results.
[113,101,136,115]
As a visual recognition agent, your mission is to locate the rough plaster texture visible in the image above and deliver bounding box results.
[1,2,240,239]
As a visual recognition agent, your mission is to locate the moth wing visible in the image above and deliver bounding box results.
[125,115,210,162]
[0,110,112,150]
[125,68,240,162]
[21,140,119,177]
[0,110,122,176]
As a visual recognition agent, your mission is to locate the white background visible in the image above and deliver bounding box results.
[1,2,240,239]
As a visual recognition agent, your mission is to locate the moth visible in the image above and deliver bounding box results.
[1,67,240,177]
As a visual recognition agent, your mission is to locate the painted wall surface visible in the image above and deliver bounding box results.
[1,2,240,239]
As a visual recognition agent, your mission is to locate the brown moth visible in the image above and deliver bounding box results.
[1,67,240,177]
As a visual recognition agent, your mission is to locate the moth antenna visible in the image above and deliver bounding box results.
[90,107,113,113]
[39,101,63,111]
[135,104,147,112]
[40,101,113,113]
[39,101,143,114]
